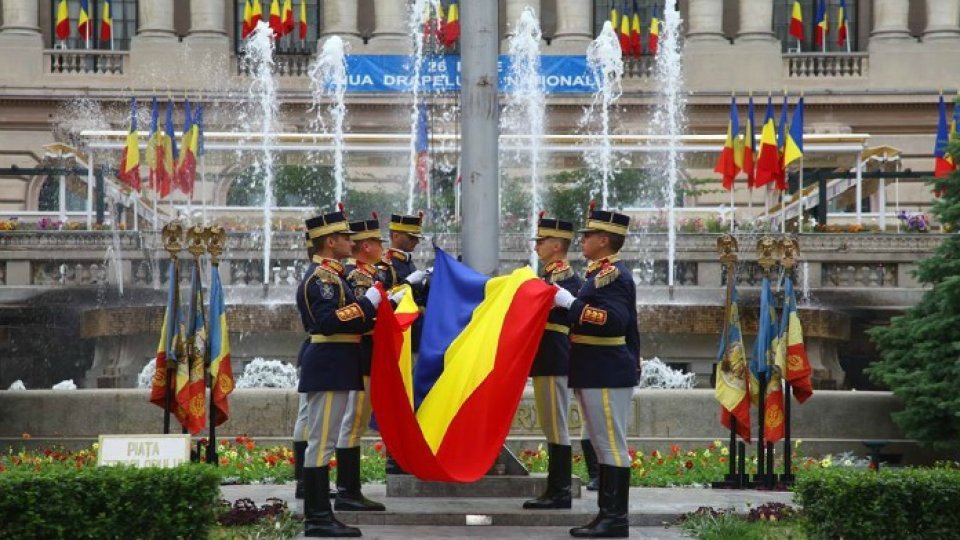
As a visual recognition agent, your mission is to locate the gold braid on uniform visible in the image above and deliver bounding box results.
[545,260,574,284]
[336,303,365,322]
[593,265,619,289]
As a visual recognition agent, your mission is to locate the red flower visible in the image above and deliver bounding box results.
[657,458,664,465]
[235,435,245,444]
[0,464,5,472]
[628,449,637,460]
[329,458,337,468]
[199,438,209,446]
[685,460,694,469]
[670,444,681,456]
[651,450,660,458]
[266,455,278,466]
[245,441,255,451]
[374,441,384,453]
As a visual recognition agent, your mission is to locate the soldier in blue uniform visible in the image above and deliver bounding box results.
[293,232,313,500]
[553,207,639,539]
[378,212,428,475]
[297,208,384,538]
[523,215,583,510]
[334,214,388,512]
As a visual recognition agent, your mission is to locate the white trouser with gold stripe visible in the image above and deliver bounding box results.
[532,375,571,445]
[293,392,309,442]
[337,376,373,449]
[574,388,632,467]
[304,390,350,468]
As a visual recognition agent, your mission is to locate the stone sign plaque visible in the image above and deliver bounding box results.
[96,434,191,468]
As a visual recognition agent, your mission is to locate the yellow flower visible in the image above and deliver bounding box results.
[794,439,803,449]
[702,449,712,458]
[720,447,729,456]
[92,443,100,450]
[713,440,723,449]
[820,456,832,468]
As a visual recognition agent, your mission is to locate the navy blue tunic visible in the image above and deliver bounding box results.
[296,257,377,392]
[530,260,583,377]
[566,256,640,389]
[343,258,382,377]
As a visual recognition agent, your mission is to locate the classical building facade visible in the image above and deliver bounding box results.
[1,0,957,226]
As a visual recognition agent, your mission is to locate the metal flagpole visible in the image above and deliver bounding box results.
[798,160,804,231]
[855,150,863,224]
[201,154,208,224]
[87,153,95,229]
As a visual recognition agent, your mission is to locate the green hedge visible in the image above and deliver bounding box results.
[0,464,221,539]
[794,467,960,540]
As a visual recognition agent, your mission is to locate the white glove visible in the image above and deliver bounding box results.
[405,269,427,285]
[553,286,575,309]
[388,288,407,304]
[363,286,382,308]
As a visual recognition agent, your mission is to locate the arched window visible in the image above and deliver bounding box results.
[50,0,138,51]
[234,0,320,54]
[774,0,859,53]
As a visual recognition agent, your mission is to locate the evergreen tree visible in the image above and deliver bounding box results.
[866,146,960,450]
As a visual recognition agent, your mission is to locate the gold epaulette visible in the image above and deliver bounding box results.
[593,265,619,289]
[314,264,342,284]
[346,268,375,288]
[387,248,409,262]
[550,265,574,284]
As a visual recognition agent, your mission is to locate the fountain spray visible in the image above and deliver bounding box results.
[242,22,279,288]
[309,36,350,205]
[503,7,545,269]
[582,22,624,209]
[406,0,443,215]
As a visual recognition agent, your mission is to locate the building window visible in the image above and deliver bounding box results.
[775,0,858,53]
[234,0,320,55]
[37,176,87,213]
[595,1,666,56]
[50,0,137,51]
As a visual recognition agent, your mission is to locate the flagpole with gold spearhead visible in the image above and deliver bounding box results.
[713,234,743,488]
[205,225,226,466]
[755,235,779,487]
[779,235,799,485]
[161,222,184,434]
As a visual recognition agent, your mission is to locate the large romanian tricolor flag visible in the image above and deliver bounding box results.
[775,277,814,404]
[935,95,955,177]
[370,247,554,482]
[208,260,235,426]
[117,98,140,190]
[715,95,741,190]
[715,287,751,443]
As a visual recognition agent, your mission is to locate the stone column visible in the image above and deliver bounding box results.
[923,0,960,41]
[0,0,40,35]
[552,0,592,49]
[870,0,911,43]
[505,0,541,36]
[187,0,228,41]
[136,0,177,40]
[736,0,775,42]
[321,0,361,44]
[686,0,725,43]
[368,0,408,52]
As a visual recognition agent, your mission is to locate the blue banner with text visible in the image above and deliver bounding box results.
[342,55,597,94]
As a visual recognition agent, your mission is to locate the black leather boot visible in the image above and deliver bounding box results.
[581,440,600,491]
[303,466,362,537]
[294,441,307,499]
[523,443,572,509]
[335,447,386,511]
[570,465,629,538]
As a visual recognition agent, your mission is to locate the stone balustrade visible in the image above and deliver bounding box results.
[44,49,128,75]
[784,53,869,79]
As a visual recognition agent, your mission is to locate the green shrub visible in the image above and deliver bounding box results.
[0,464,220,539]
[794,467,960,540]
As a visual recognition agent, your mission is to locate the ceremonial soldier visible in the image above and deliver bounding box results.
[378,212,429,475]
[523,214,583,510]
[334,214,389,512]
[297,207,384,538]
[553,207,639,539]
[292,232,313,500]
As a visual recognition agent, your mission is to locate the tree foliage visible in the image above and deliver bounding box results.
[866,145,960,450]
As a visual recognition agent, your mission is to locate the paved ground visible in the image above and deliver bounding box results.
[221,482,794,539]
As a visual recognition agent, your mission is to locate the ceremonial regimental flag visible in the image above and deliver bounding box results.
[145,97,161,192]
[117,97,141,190]
[177,262,207,435]
[252,0,263,28]
[934,95,954,177]
[298,0,308,40]
[77,0,92,42]
[100,0,112,42]
[242,0,254,39]
[715,287,751,443]
[370,247,554,482]
[750,277,785,444]
[149,258,186,427]
[814,0,828,49]
[415,103,430,192]
[630,2,642,59]
[739,96,757,188]
[783,96,804,169]
[208,261,235,426]
[441,2,460,47]
[178,100,199,196]
[775,276,814,403]
[55,0,70,41]
[789,1,804,42]
[269,0,282,37]
[837,0,849,47]
[716,95,741,190]
[282,0,294,36]
[648,4,660,56]
[755,96,780,188]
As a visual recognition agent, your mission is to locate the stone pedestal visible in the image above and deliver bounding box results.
[547,0,591,54]
[366,0,407,53]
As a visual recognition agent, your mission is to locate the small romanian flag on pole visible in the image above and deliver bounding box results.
[648,5,660,56]
[242,0,254,39]
[837,0,849,48]
[814,0,828,49]
[269,0,282,37]
[934,94,955,177]
[282,0,294,36]
[755,96,780,188]
[715,95,741,190]
[117,98,141,190]
[789,0,804,42]
[252,0,263,28]
[78,0,92,42]
[783,96,804,169]
[630,3,641,59]
[740,96,757,188]
[100,0,113,42]
[298,0,308,40]
[441,1,460,48]
[55,0,70,41]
